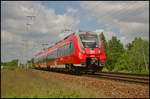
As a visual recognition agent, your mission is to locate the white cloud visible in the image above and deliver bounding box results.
[67,8,78,14]
[95,29,104,34]
[94,29,116,41]
[80,1,149,44]
[1,31,13,41]
[1,1,80,62]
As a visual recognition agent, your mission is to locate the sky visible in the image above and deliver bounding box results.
[1,1,149,63]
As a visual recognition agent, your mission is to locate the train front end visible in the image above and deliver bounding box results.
[76,31,106,72]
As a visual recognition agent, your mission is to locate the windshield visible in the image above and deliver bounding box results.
[79,33,99,48]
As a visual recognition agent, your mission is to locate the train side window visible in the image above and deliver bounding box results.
[68,43,70,55]
[41,57,43,62]
[61,46,63,56]
[64,44,66,56]
[39,58,41,63]
[43,57,44,62]
[70,41,74,54]
[48,53,51,60]
[67,44,69,55]
[54,50,56,58]
[59,47,62,56]
[44,56,46,62]
[63,45,65,56]
[42,57,44,62]
[42,57,43,62]
[57,48,59,57]
[37,59,38,63]
[51,52,53,59]
[43,56,45,62]
[62,45,65,56]
[60,46,62,56]
[47,54,49,61]
[66,43,69,55]
[34,59,36,63]
[58,48,60,57]
[69,42,71,54]
[39,58,40,63]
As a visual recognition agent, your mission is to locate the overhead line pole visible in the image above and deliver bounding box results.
[25,15,36,69]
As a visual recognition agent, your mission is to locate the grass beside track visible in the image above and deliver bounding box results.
[1,68,102,98]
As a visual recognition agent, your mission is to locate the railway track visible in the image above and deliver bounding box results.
[82,72,149,85]
[32,68,149,85]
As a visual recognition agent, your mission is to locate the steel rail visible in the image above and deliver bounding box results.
[99,72,149,76]
[31,68,149,85]
[82,72,149,85]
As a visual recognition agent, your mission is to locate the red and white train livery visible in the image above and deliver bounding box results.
[33,30,106,73]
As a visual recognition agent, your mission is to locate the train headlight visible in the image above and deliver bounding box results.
[81,48,86,53]
[98,48,101,54]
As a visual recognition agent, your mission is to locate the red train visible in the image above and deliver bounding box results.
[33,30,106,73]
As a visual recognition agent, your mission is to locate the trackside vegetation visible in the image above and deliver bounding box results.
[1,69,102,98]
[100,33,149,74]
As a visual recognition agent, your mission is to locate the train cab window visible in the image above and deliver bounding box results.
[79,34,99,48]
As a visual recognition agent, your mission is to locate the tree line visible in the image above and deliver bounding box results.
[100,32,149,74]
[1,59,33,69]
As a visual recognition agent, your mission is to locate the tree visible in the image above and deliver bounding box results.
[126,42,132,50]
[99,32,107,49]
[128,37,149,72]
[116,37,149,73]
[8,59,18,67]
[105,36,124,71]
